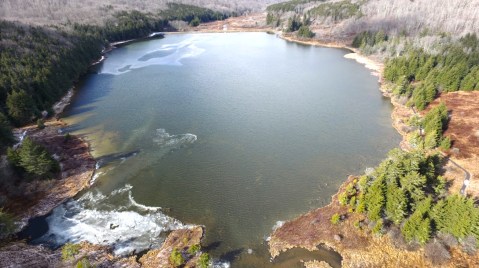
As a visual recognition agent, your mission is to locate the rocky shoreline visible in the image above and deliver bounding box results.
[0,32,208,268]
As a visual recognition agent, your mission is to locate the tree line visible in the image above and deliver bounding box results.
[384,33,479,111]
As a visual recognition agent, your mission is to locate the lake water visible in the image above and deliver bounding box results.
[36,32,399,267]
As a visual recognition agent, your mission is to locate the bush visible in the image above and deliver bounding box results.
[189,16,201,27]
[62,243,81,261]
[76,258,92,268]
[437,233,458,248]
[372,219,383,235]
[0,208,15,239]
[330,213,341,225]
[461,236,477,255]
[37,119,45,129]
[0,112,14,148]
[439,137,451,150]
[297,25,315,38]
[198,253,210,268]
[338,192,349,206]
[424,241,451,265]
[188,244,201,255]
[169,248,185,267]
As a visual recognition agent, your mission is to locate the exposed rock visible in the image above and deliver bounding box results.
[0,242,60,268]
[140,226,204,268]
[333,234,342,242]
[304,260,334,268]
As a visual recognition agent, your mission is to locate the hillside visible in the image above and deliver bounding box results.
[267,0,479,51]
[0,0,283,26]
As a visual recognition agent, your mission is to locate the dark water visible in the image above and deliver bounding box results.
[37,32,399,267]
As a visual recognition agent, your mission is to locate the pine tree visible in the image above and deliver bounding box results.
[431,195,479,240]
[365,177,385,221]
[401,198,432,244]
[6,90,36,125]
[386,182,407,224]
[7,137,59,179]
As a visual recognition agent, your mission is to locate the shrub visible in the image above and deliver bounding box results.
[439,137,451,150]
[0,112,14,148]
[461,236,477,255]
[331,213,340,225]
[0,208,15,239]
[297,25,314,38]
[437,233,458,248]
[372,219,383,235]
[188,244,201,255]
[169,248,185,267]
[198,253,210,268]
[64,133,72,142]
[76,258,92,268]
[424,241,451,265]
[338,192,349,206]
[189,16,201,27]
[62,243,81,261]
[37,119,45,129]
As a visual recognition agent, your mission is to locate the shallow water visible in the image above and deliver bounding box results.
[36,32,399,266]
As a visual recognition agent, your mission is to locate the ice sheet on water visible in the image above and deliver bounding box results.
[100,37,205,75]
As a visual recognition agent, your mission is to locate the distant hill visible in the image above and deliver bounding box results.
[0,0,284,26]
[267,0,479,38]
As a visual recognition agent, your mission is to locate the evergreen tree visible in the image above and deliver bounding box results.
[6,90,36,125]
[401,198,432,244]
[7,137,59,179]
[0,112,13,148]
[365,177,385,221]
[385,182,407,224]
[431,195,479,240]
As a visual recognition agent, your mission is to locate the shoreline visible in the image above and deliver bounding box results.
[268,33,477,267]
[3,19,474,266]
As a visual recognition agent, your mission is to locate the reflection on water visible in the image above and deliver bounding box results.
[47,32,400,266]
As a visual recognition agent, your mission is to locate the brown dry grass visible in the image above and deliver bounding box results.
[427,92,479,197]
[193,12,270,32]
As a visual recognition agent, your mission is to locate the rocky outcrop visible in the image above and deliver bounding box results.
[10,121,96,230]
[140,226,205,268]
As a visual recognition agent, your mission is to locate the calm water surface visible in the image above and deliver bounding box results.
[42,33,399,267]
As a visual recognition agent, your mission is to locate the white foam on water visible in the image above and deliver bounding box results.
[37,184,186,255]
[153,128,197,147]
[100,37,205,75]
[212,260,231,268]
[272,220,284,231]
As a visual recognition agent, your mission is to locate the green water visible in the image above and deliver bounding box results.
[61,32,399,266]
